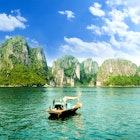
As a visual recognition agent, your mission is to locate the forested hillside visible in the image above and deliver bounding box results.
[1,36,140,87]
[0,36,53,87]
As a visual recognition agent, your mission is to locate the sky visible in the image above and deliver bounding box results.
[1,0,140,66]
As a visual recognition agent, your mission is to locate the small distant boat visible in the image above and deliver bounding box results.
[45,91,82,118]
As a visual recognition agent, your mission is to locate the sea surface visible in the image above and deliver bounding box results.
[0,87,140,140]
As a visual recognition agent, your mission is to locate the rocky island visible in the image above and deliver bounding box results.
[0,36,140,87]
[0,36,51,87]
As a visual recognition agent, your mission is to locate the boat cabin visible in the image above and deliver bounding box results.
[54,104,64,110]
[52,99,65,110]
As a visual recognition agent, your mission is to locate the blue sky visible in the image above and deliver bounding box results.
[1,0,140,66]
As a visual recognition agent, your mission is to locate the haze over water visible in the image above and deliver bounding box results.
[0,87,140,139]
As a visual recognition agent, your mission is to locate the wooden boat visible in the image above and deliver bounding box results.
[45,92,82,118]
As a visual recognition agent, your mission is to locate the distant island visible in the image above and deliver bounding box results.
[0,36,140,87]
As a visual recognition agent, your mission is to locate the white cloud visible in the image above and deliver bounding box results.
[88,3,140,52]
[109,9,128,21]
[58,10,75,20]
[60,36,140,66]
[102,7,140,52]
[128,7,140,24]
[101,8,129,38]
[86,24,102,35]
[89,2,105,17]
[103,18,129,37]
[101,1,140,65]
[0,10,27,32]
[106,0,140,24]
[58,0,140,66]
[106,0,127,6]
[61,37,115,60]
[125,0,140,7]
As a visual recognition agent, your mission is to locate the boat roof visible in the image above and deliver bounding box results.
[54,99,65,105]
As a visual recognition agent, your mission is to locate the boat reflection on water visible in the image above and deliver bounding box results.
[45,91,82,119]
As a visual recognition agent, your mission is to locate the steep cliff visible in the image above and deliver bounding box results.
[29,47,47,70]
[0,36,50,86]
[52,55,80,86]
[0,36,47,70]
[80,58,99,86]
[97,59,137,86]
[1,36,140,87]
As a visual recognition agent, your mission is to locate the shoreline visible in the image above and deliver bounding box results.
[0,85,140,88]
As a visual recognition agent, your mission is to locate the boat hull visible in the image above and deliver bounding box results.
[46,104,81,118]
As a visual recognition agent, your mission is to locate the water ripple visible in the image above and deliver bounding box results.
[0,87,140,139]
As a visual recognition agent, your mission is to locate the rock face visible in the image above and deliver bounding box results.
[52,56,99,87]
[52,55,80,86]
[96,59,137,86]
[29,47,47,70]
[0,36,47,70]
[80,58,99,86]
[81,58,98,75]
[1,36,140,87]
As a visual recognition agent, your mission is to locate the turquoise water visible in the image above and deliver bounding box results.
[0,87,140,139]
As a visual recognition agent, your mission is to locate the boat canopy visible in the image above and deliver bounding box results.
[63,91,82,102]
[63,96,77,102]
